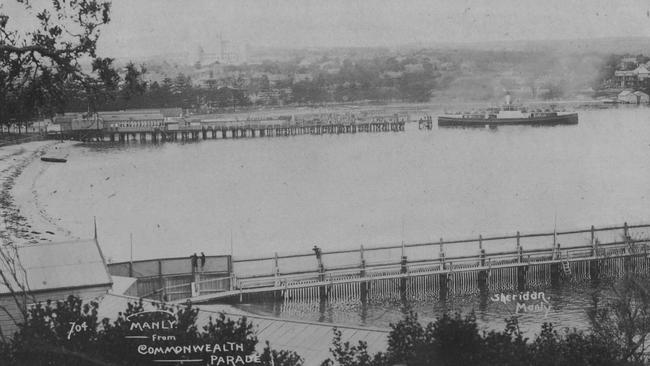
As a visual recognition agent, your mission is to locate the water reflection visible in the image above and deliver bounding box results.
[237,278,627,336]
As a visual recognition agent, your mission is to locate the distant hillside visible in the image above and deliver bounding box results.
[411,37,650,55]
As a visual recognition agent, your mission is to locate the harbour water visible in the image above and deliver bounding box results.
[237,279,624,336]
[30,106,650,261]
[20,105,650,333]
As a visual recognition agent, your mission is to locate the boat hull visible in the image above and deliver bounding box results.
[41,157,67,163]
[438,113,578,127]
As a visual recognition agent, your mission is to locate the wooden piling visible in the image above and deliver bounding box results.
[550,263,561,287]
[400,256,408,302]
[158,260,165,301]
[360,245,368,304]
[517,247,527,291]
[439,238,448,300]
[589,225,600,282]
[478,249,488,292]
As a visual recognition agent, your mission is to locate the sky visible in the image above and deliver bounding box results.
[5,0,650,58]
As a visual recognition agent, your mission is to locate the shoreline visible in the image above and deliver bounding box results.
[0,140,76,246]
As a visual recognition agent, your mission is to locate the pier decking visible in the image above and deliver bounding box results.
[108,222,650,305]
[56,113,407,143]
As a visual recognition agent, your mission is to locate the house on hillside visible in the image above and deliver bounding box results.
[0,239,113,339]
[620,57,638,69]
[614,65,650,89]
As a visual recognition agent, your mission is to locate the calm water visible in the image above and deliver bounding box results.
[236,280,624,336]
[37,106,650,262]
[31,106,650,332]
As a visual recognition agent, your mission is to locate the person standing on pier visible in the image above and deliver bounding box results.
[200,252,206,271]
[312,245,324,272]
[190,253,198,275]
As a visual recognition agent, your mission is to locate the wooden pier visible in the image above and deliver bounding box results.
[182,222,650,304]
[108,223,650,305]
[57,117,406,143]
[107,255,232,302]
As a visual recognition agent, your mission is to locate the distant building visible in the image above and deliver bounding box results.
[614,65,650,88]
[617,90,649,104]
[614,70,637,88]
[620,57,638,69]
[293,73,313,83]
[98,111,165,130]
[53,113,83,132]
[265,73,290,87]
[635,91,650,104]
[0,239,112,338]
[193,34,249,66]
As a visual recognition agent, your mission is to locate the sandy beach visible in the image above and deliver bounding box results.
[0,140,76,246]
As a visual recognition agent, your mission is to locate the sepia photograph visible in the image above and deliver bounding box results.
[2,0,650,365]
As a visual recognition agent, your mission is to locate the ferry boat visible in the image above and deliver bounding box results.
[438,95,578,128]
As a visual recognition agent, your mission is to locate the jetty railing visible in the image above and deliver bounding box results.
[231,222,650,278]
[178,222,650,304]
[107,255,231,301]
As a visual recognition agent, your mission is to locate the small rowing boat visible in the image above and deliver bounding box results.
[41,157,67,163]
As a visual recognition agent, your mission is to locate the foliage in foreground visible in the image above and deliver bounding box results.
[323,276,650,366]
[322,312,635,366]
[0,295,303,366]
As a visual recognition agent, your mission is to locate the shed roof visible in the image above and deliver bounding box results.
[109,276,138,295]
[0,239,112,295]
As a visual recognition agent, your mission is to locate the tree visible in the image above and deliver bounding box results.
[587,274,650,364]
[0,0,114,130]
[322,284,650,366]
[119,62,147,107]
[1,295,303,366]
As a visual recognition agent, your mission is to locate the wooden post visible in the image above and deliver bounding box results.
[623,222,634,271]
[516,231,520,261]
[193,264,200,297]
[274,252,280,286]
[439,238,448,300]
[551,242,561,287]
[553,228,557,256]
[273,252,282,301]
[478,249,488,293]
[360,245,367,304]
[400,255,408,302]
[313,246,327,302]
[516,247,526,291]
[588,224,601,282]
[590,225,596,255]
[129,234,133,278]
[439,238,445,269]
[158,260,165,302]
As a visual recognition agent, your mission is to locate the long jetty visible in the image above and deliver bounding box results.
[107,222,650,304]
[57,113,408,143]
